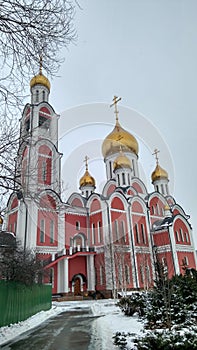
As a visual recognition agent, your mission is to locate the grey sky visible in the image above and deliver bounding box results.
[49,0,197,246]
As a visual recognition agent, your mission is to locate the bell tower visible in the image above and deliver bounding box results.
[18,60,62,196]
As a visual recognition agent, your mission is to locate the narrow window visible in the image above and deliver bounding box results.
[128,173,130,185]
[50,220,54,243]
[141,223,146,244]
[42,90,45,101]
[146,266,151,283]
[185,232,189,243]
[92,223,95,244]
[109,161,112,178]
[183,256,189,266]
[156,185,159,192]
[76,221,80,230]
[115,220,119,241]
[161,184,164,194]
[135,223,140,244]
[117,174,120,186]
[165,184,169,195]
[40,219,45,243]
[100,266,103,285]
[42,160,47,182]
[175,231,180,242]
[156,203,160,215]
[179,228,184,242]
[122,173,125,185]
[132,159,135,176]
[152,206,155,215]
[121,220,126,242]
[36,90,39,102]
[98,221,102,243]
[125,265,130,284]
[25,118,30,132]
[86,190,89,197]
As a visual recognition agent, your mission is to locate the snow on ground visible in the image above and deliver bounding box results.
[0,300,143,348]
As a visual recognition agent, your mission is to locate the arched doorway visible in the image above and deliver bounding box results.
[72,274,87,295]
[74,277,81,296]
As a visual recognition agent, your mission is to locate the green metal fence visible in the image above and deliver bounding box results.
[0,280,52,327]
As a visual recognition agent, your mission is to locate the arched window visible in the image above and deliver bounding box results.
[117,174,120,186]
[92,223,96,244]
[42,90,45,101]
[121,221,126,242]
[50,220,54,243]
[141,223,146,244]
[40,219,45,243]
[98,221,102,243]
[135,223,140,244]
[76,221,80,230]
[36,90,39,102]
[115,220,119,241]
[122,173,125,185]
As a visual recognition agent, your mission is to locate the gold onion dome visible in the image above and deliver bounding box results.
[79,157,96,188]
[30,73,50,91]
[113,150,131,171]
[151,164,168,183]
[102,119,138,159]
[0,216,3,225]
[30,56,50,91]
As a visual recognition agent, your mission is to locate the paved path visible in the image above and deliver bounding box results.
[1,307,95,350]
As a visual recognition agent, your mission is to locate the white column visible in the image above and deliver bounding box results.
[169,226,180,274]
[63,258,69,293]
[86,255,95,291]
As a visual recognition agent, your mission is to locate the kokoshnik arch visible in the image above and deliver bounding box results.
[5,67,197,297]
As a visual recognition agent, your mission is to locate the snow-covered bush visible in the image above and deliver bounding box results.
[116,293,147,317]
[114,270,197,349]
[132,327,197,350]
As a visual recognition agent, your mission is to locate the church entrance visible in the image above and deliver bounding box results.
[74,277,81,296]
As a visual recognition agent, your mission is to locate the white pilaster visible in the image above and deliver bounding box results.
[86,255,95,291]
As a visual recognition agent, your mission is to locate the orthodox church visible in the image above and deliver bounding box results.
[5,68,197,297]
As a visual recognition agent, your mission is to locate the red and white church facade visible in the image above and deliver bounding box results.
[5,70,197,297]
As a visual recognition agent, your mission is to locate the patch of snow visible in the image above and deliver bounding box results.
[0,300,143,348]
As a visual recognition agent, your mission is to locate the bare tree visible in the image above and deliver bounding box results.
[0,0,77,212]
[0,0,76,108]
[0,240,47,286]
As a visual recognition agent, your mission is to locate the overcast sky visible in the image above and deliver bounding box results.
[49,0,197,247]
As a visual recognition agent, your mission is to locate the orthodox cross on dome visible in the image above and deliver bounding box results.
[84,155,89,171]
[110,95,121,123]
[39,54,43,75]
[152,148,160,165]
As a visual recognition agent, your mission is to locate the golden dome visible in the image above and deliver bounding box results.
[80,170,95,188]
[79,156,95,188]
[151,164,168,183]
[0,216,3,225]
[102,120,139,159]
[113,151,131,171]
[30,73,50,91]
